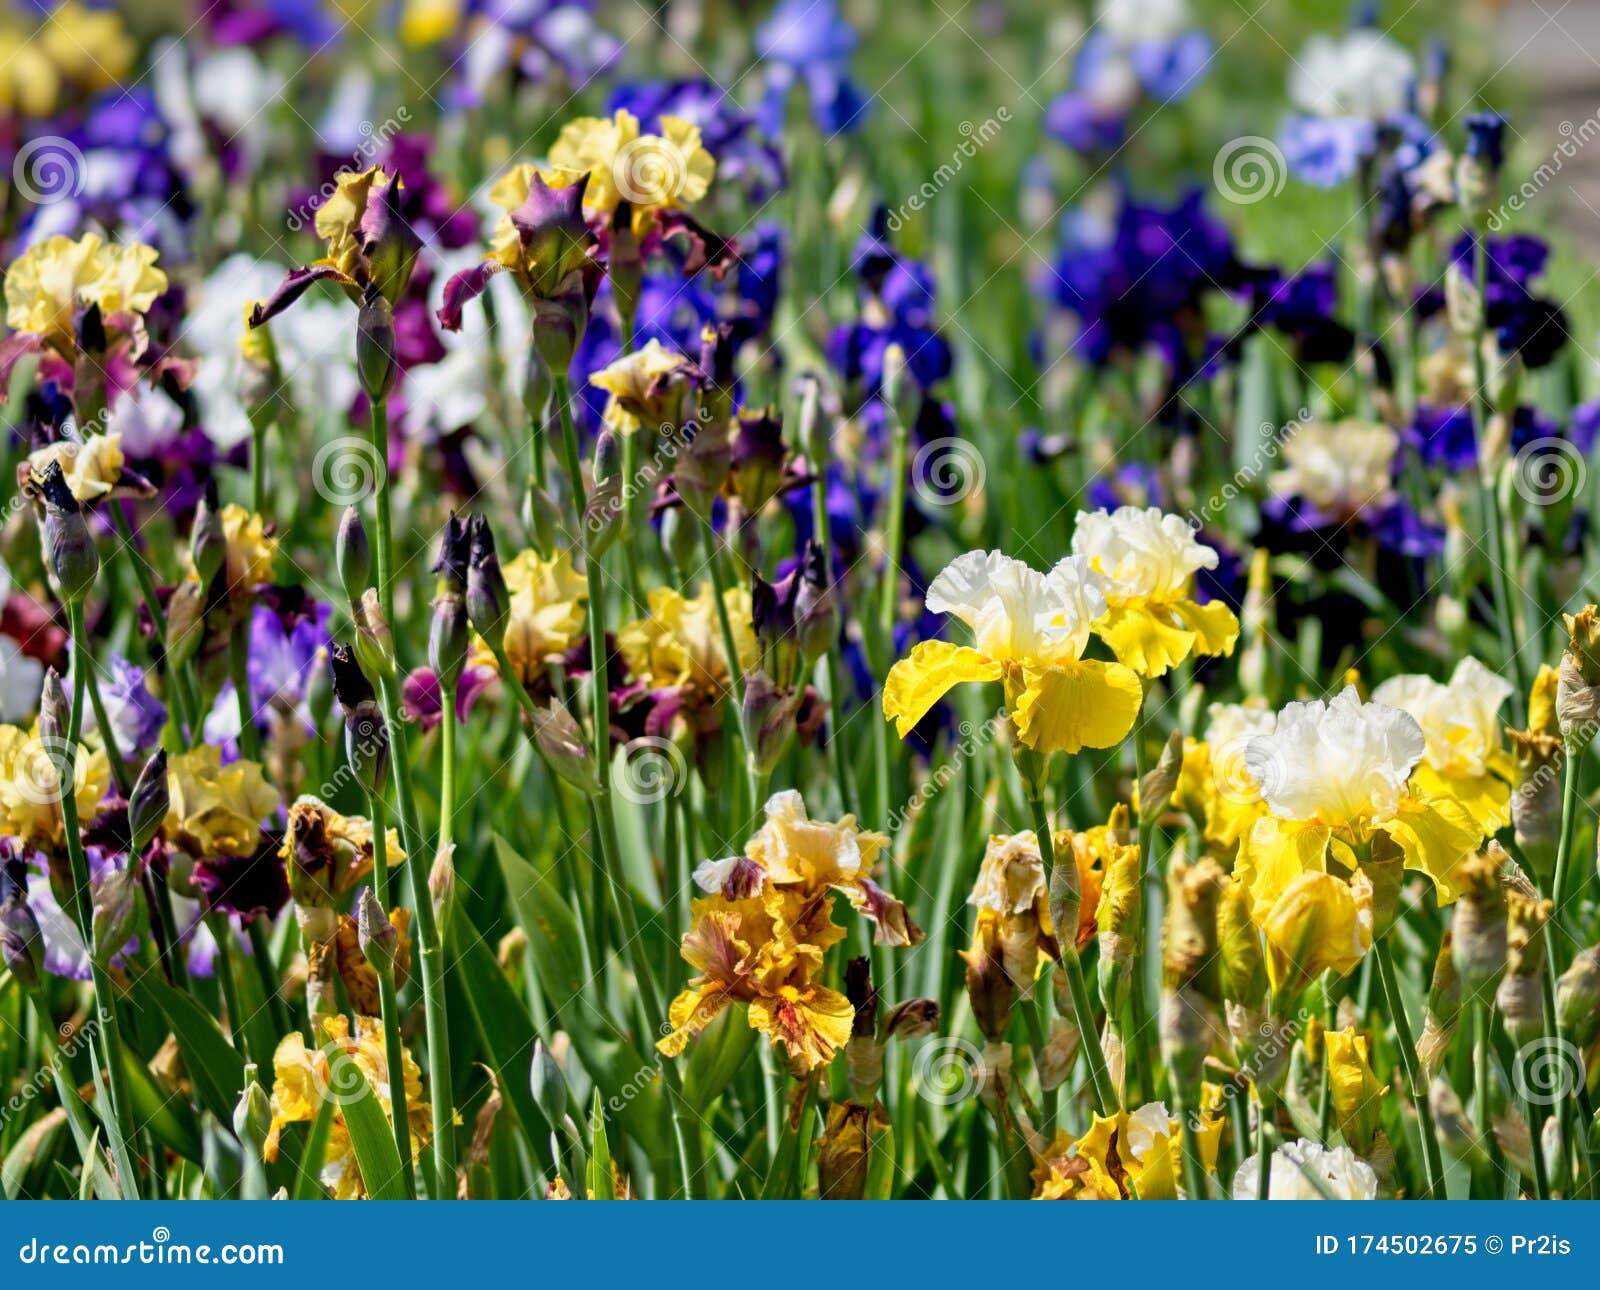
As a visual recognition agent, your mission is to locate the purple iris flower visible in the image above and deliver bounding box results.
[248,600,332,728]
[1242,264,1354,364]
[1442,233,1568,368]
[204,0,339,47]
[1407,403,1476,470]
[1278,115,1376,188]
[755,0,870,136]
[828,213,952,398]
[1129,31,1213,100]
[447,0,622,109]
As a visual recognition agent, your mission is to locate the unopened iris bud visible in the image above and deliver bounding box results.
[658,506,698,572]
[1556,946,1600,1047]
[166,579,207,669]
[357,887,399,978]
[190,479,226,588]
[466,515,510,652]
[336,507,371,604]
[962,914,1016,1042]
[882,998,940,1040]
[529,1037,570,1128]
[817,1101,884,1200]
[1326,1027,1385,1156]
[352,588,396,680]
[127,748,169,854]
[530,701,600,796]
[1,861,45,992]
[1559,607,1600,745]
[741,670,800,776]
[728,407,787,514]
[356,290,398,402]
[1497,891,1552,1046]
[429,515,470,690]
[1417,933,1461,1078]
[234,1063,273,1153]
[36,463,98,604]
[1509,728,1562,868]
[582,433,625,556]
[38,668,68,747]
[1160,854,1227,1081]
[328,643,389,797]
[1217,877,1265,1010]
[674,405,731,518]
[793,540,837,663]
[1451,849,1508,1001]
[91,861,142,967]
[430,842,456,935]
[362,175,421,307]
[530,289,588,375]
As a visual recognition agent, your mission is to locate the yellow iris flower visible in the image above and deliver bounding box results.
[588,339,692,437]
[165,746,279,860]
[618,582,758,705]
[1174,701,1276,852]
[488,547,588,684]
[0,724,109,852]
[1071,506,1239,678]
[1032,1097,1225,1199]
[1259,869,1374,995]
[883,550,1142,755]
[1234,686,1484,917]
[4,233,166,350]
[25,433,126,503]
[548,109,716,229]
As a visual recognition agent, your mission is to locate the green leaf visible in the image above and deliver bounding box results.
[493,835,668,1160]
[586,1090,614,1199]
[327,1049,409,1200]
[292,1094,338,1200]
[132,973,244,1125]
[120,1045,203,1165]
[453,930,553,1158]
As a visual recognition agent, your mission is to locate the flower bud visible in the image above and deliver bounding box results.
[1509,728,1563,869]
[166,578,207,669]
[336,507,371,605]
[1160,854,1227,1081]
[530,289,588,376]
[728,406,787,515]
[817,1101,885,1201]
[38,668,68,747]
[530,701,600,796]
[190,479,227,589]
[1497,891,1551,1046]
[356,290,398,402]
[352,587,396,680]
[1556,946,1600,1048]
[1416,932,1461,1078]
[127,748,169,854]
[793,540,837,663]
[530,1037,570,1128]
[466,515,510,652]
[741,670,800,776]
[1327,1027,1386,1155]
[882,998,940,1041]
[1096,841,1144,1017]
[91,861,142,967]
[357,887,399,978]
[234,1063,273,1151]
[1217,877,1265,1009]
[962,914,1016,1042]
[36,463,98,604]
[430,842,456,934]
[1,861,45,992]
[328,643,389,797]
[1451,849,1508,1001]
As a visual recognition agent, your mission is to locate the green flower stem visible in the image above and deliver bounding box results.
[1028,791,1116,1114]
[369,397,396,626]
[1171,1079,1211,1199]
[81,658,131,796]
[228,628,261,761]
[376,670,454,1201]
[1255,1090,1274,1200]
[249,408,271,516]
[62,601,142,1197]
[1372,934,1447,1199]
[555,373,701,1199]
[438,681,457,897]
[1550,745,1581,924]
[871,407,909,830]
[368,793,417,1198]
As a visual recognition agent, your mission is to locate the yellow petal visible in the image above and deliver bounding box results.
[1095,603,1196,677]
[1235,816,1333,918]
[882,641,1001,737]
[1379,793,1482,905]
[1012,659,1142,754]
[1171,597,1240,658]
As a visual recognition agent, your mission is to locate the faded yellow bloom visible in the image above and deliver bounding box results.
[263,1015,432,1199]
[618,582,757,705]
[26,433,125,502]
[165,746,278,859]
[494,547,587,683]
[549,109,715,227]
[588,339,692,436]
[0,724,109,851]
[183,504,277,597]
[1326,1026,1386,1153]
[1260,869,1373,995]
[4,233,166,348]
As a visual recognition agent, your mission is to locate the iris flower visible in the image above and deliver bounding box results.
[1072,506,1238,678]
[883,550,1141,755]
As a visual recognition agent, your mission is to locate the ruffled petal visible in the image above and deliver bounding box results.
[1012,658,1142,754]
[1235,815,1333,917]
[882,640,1001,737]
[1379,793,1483,904]
[1094,602,1196,677]
[1172,597,1240,658]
